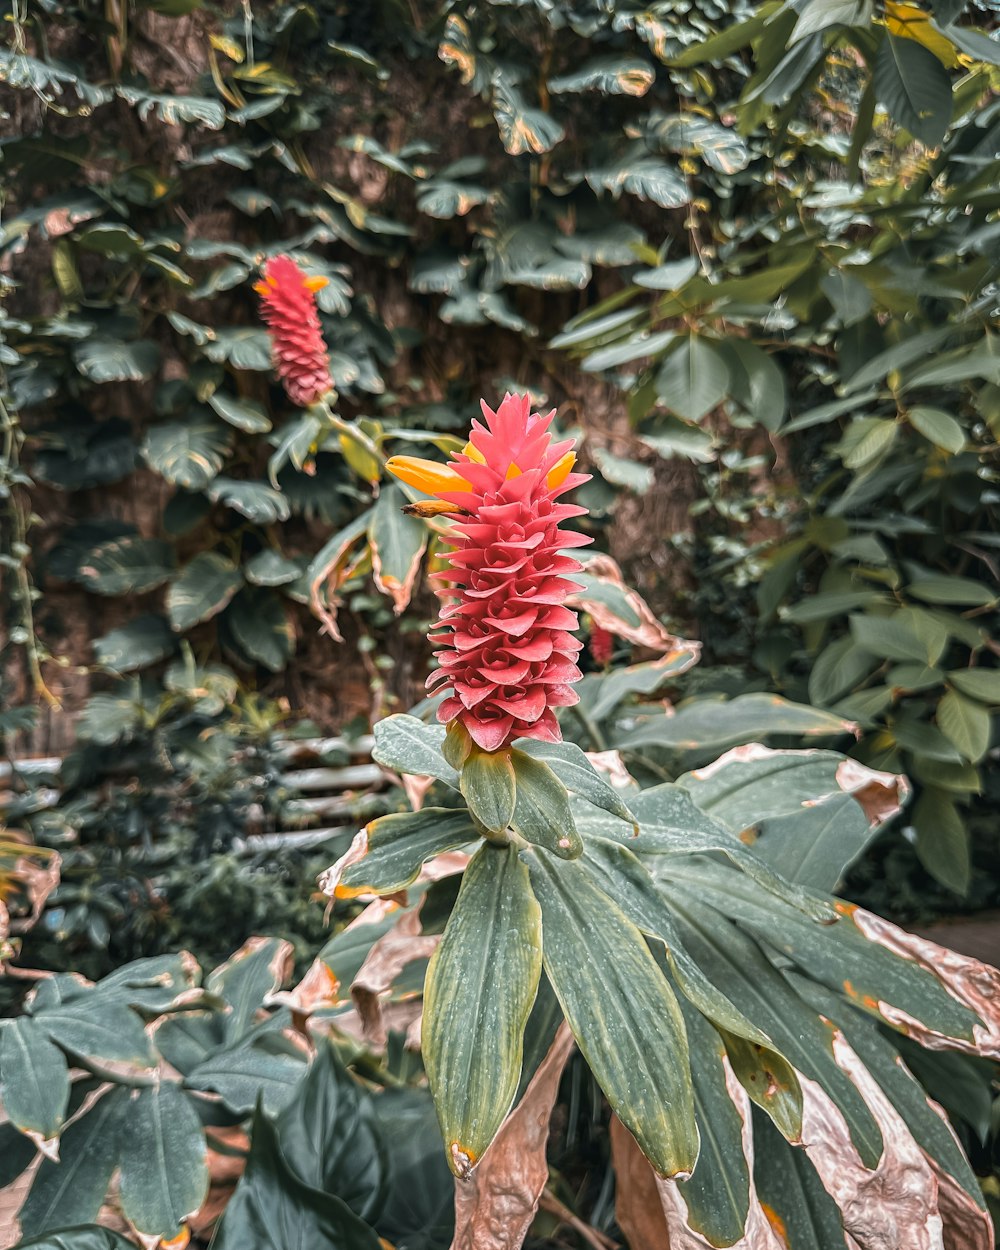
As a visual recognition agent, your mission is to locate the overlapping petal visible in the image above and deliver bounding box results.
[389,392,591,752]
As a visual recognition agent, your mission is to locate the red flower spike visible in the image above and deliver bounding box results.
[387,393,592,753]
[255,255,334,408]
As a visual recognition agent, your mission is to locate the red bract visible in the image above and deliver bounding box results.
[411,393,590,752]
[255,255,333,408]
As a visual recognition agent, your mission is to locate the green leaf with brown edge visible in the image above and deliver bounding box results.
[525,851,698,1179]
[664,891,879,1164]
[206,937,293,1040]
[167,552,243,633]
[335,808,479,896]
[937,689,992,762]
[460,748,516,835]
[422,843,542,1177]
[369,482,427,614]
[0,1018,70,1144]
[509,749,582,859]
[118,1082,208,1239]
[662,858,981,1047]
[671,993,752,1247]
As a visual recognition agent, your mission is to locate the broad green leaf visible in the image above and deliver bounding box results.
[634,259,699,290]
[724,338,787,430]
[642,114,751,174]
[91,615,176,675]
[143,418,230,490]
[206,938,293,1039]
[369,483,427,614]
[842,326,952,393]
[720,1028,803,1142]
[207,478,290,524]
[336,808,479,896]
[423,844,542,1175]
[516,739,637,831]
[838,416,898,469]
[371,715,458,787]
[167,552,242,632]
[0,1018,70,1143]
[226,588,294,672]
[808,637,877,705]
[509,749,582,859]
[460,750,516,835]
[655,334,730,422]
[583,153,689,209]
[19,1087,127,1236]
[371,1089,454,1250]
[73,338,160,383]
[118,1083,208,1239]
[949,667,1000,703]
[117,85,225,128]
[77,537,175,595]
[526,852,698,1178]
[874,33,952,147]
[204,327,273,371]
[908,575,995,607]
[15,1229,138,1250]
[277,1041,388,1223]
[820,267,873,325]
[245,550,302,587]
[790,0,872,41]
[914,788,971,894]
[937,689,991,761]
[618,692,855,752]
[34,997,156,1070]
[183,1036,308,1117]
[908,405,965,452]
[211,1108,383,1250]
[208,391,272,433]
[849,610,947,664]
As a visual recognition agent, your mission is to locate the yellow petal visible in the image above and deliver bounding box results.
[305,275,329,292]
[253,277,275,296]
[461,440,486,464]
[546,450,576,488]
[386,455,467,496]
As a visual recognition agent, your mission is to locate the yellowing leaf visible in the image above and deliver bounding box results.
[884,2,962,68]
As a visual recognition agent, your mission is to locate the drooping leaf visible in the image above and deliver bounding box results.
[329,808,478,897]
[423,844,543,1175]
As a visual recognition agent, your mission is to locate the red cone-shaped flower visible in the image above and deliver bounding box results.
[388,393,591,752]
[255,255,333,407]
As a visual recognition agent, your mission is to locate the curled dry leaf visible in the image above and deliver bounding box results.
[833,759,909,826]
[350,908,439,1049]
[847,907,1000,1059]
[402,771,437,811]
[612,1061,786,1250]
[567,552,701,662]
[585,749,636,791]
[319,828,370,899]
[798,1030,954,1250]
[188,1127,250,1244]
[450,1023,574,1250]
[9,850,61,935]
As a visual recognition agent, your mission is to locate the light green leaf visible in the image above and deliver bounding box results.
[509,749,582,859]
[849,611,947,664]
[0,1019,70,1143]
[548,56,655,97]
[423,844,542,1175]
[913,788,971,894]
[516,739,637,832]
[908,405,965,453]
[908,575,995,607]
[460,750,516,835]
[208,391,272,433]
[937,689,991,762]
[371,715,458,787]
[74,338,161,383]
[491,74,565,155]
[949,668,1000,704]
[618,692,855,752]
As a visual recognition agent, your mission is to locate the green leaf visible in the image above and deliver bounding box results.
[78,537,175,596]
[206,938,293,1039]
[276,1041,388,1223]
[655,335,730,422]
[204,327,273,371]
[723,338,787,430]
[908,405,965,453]
[371,714,459,787]
[73,338,161,383]
[949,667,1000,703]
[336,808,479,896]
[548,56,655,97]
[34,996,156,1070]
[618,692,856,752]
[908,575,995,607]
[873,33,952,147]
[509,749,582,859]
[167,552,243,632]
[118,1083,208,1239]
[583,153,690,209]
[372,1089,453,1249]
[491,75,565,155]
[117,85,225,128]
[526,852,698,1178]
[19,1088,127,1236]
[0,1018,70,1143]
[226,588,294,672]
[849,610,947,664]
[245,549,302,587]
[369,482,427,614]
[93,614,175,672]
[808,637,877,705]
[208,390,273,433]
[143,418,230,490]
[183,1037,308,1117]
[423,844,542,1176]
[459,749,516,835]
[753,1112,847,1245]
[937,689,991,762]
[212,1107,383,1250]
[15,1229,138,1250]
[838,416,898,469]
[515,739,638,832]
